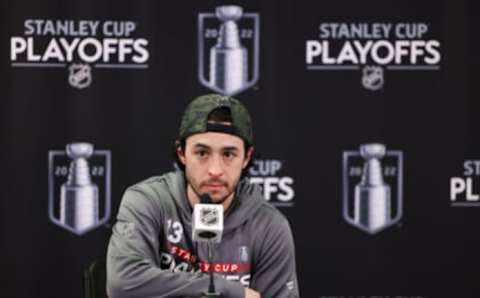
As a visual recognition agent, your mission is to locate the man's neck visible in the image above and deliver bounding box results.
[186,185,234,211]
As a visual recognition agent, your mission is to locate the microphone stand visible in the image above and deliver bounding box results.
[202,240,222,298]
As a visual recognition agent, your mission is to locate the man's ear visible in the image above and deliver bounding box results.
[242,146,254,169]
[176,141,186,165]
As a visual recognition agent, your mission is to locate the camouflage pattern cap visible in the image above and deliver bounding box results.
[178,94,253,145]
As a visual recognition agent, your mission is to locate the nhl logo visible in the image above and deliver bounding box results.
[342,143,403,234]
[48,143,111,235]
[362,66,384,91]
[198,5,260,96]
[200,207,219,226]
[68,63,92,89]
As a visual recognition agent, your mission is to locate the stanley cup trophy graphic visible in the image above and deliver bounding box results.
[60,143,99,231]
[198,5,259,96]
[353,144,391,231]
[343,143,403,234]
[209,6,248,95]
[48,142,111,235]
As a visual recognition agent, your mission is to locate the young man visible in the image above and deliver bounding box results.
[107,94,299,298]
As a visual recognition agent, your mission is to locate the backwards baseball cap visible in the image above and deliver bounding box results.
[178,94,253,145]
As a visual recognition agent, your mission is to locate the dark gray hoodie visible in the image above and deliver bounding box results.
[107,171,299,298]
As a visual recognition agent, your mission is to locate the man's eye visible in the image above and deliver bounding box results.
[224,151,237,159]
[195,150,208,157]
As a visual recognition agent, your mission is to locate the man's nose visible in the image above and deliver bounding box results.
[208,155,223,177]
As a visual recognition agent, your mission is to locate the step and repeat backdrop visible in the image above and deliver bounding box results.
[2,0,479,297]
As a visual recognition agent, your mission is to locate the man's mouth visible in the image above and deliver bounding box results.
[203,182,226,191]
[205,184,224,189]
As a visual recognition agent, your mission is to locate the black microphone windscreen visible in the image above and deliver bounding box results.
[200,193,211,204]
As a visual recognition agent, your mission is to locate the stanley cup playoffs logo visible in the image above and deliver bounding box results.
[48,143,111,235]
[306,22,441,90]
[198,5,260,96]
[343,143,403,234]
[10,19,149,89]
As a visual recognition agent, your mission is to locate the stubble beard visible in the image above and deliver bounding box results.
[185,172,239,205]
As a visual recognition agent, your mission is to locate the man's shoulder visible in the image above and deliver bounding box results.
[123,171,180,204]
[252,199,290,229]
[128,171,175,190]
[236,179,289,223]
[247,200,295,257]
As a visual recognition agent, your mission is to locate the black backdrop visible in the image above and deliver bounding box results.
[2,0,480,297]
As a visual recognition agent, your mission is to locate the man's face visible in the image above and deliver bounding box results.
[177,132,252,205]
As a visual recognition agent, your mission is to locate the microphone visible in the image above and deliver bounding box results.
[193,194,224,298]
[192,194,224,243]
